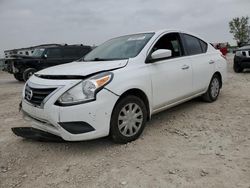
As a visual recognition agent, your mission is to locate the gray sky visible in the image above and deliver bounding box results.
[0,0,249,57]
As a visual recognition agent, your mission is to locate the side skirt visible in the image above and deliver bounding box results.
[152,91,205,115]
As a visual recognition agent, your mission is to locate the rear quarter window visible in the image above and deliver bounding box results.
[63,48,78,58]
[78,48,92,57]
[182,34,207,55]
[199,40,208,53]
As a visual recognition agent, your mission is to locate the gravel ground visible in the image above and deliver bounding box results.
[0,54,250,188]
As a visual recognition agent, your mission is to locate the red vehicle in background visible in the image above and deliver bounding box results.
[214,43,228,56]
[219,46,228,56]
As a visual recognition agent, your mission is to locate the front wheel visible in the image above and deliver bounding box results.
[23,68,36,81]
[13,73,24,81]
[110,95,147,144]
[202,75,221,102]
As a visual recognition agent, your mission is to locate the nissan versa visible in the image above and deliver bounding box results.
[12,30,227,143]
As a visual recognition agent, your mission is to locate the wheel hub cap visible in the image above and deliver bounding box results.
[118,103,143,137]
[211,78,220,98]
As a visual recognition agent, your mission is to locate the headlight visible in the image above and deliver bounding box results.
[22,83,27,98]
[57,72,113,106]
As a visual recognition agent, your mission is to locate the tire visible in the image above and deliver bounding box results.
[233,61,243,73]
[23,68,36,81]
[110,95,147,144]
[202,75,221,102]
[13,73,24,81]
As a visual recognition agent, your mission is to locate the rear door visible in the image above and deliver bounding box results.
[62,47,92,62]
[43,48,63,67]
[180,33,214,93]
[62,47,80,62]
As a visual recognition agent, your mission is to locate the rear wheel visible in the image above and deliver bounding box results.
[23,68,36,81]
[110,95,147,144]
[13,73,24,81]
[202,75,221,102]
[233,61,243,73]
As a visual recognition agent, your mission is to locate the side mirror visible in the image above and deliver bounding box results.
[151,49,172,61]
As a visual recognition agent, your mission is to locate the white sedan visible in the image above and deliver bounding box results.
[13,29,227,143]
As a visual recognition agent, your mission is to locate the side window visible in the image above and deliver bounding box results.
[63,48,77,58]
[199,40,208,53]
[151,33,183,58]
[78,48,89,56]
[182,34,204,55]
[46,48,61,58]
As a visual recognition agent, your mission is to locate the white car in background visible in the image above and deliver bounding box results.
[12,29,227,143]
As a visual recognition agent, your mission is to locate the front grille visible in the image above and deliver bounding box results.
[25,85,57,106]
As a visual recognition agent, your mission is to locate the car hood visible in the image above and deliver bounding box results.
[36,59,128,78]
[238,45,250,51]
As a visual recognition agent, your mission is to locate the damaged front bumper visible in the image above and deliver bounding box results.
[12,105,64,142]
[12,80,119,142]
[11,127,64,142]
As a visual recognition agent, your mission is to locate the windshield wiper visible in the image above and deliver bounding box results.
[86,57,127,61]
[87,58,111,61]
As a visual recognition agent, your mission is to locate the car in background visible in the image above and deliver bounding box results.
[12,29,227,143]
[5,44,92,81]
[0,58,5,70]
[212,43,229,56]
[234,40,250,73]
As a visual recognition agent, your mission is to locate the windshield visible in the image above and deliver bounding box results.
[84,33,154,61]
[32,48,45,57]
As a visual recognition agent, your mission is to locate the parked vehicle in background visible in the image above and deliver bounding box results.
[4,44,92,81]
[213,43,229,56]
[234,40,250,73]
[0,58,5,70]
[4,44,60,58]
[12,29,227,143]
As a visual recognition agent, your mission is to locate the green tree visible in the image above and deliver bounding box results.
[229,16,249,47]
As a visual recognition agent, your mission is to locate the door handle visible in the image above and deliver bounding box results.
[209,60,215,64]
[181,65,190,70]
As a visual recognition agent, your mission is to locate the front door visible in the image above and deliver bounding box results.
[148,33,193,111]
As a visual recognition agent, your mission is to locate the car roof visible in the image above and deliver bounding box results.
[45,45,91,49]
[114,29,207,42]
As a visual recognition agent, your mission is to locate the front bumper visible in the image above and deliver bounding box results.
[20,78,119,141]
[234,55,250,68]
[12,127,65,142]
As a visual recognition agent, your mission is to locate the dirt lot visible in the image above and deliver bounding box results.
[0,55,250,188]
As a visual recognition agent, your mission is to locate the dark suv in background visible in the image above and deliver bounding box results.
[234,40,250,73]
[5,44,92,81]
